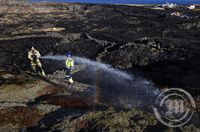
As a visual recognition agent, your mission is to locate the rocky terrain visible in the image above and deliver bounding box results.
[0,2,200,131]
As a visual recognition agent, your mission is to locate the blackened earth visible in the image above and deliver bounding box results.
[0,2,199,131]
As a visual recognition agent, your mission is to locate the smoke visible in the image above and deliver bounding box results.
[41,55,160,109]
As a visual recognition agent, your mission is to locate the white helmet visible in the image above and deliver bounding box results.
[31,46,35,51]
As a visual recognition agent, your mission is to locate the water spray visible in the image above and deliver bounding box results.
[41,55,160,109]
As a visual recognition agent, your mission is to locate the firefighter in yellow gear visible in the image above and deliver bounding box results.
[65,53,74,84]
[28,46,46,77]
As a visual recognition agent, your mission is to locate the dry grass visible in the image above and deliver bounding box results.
[0,106,42,128]
[43,95,94,108]
[37,85,62,96]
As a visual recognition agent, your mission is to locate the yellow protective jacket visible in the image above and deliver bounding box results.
[65,57,74,69]
[28,50,42,66]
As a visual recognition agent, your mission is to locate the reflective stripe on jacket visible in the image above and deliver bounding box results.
[65,57,74,68]
[28,50,42,66]
[28,50,41,60]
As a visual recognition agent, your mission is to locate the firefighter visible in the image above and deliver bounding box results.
[28,46,46,77]
[65,53,74,84]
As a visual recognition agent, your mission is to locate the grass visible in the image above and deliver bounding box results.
[0,106,42,128]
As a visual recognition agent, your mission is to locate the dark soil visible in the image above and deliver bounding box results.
[0,2,200,131]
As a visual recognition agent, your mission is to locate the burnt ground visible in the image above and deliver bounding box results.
[0,2,200,131]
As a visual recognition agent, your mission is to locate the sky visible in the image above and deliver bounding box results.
[31,0,200,4]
